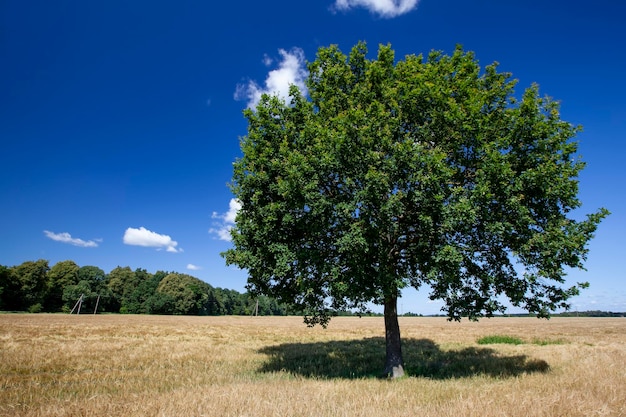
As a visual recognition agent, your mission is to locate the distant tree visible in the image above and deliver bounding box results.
[207,288,226,315]
[217,288,250,315]
[78,265,106,288]
[156,273,214,315]
[205,287,225,316]
[123,269,186,314]
[139,270,176,314]
[107,266,139,313]
[253,294,290,316]
[9,260,50,312]
[77,265,117,312]
[142,291,176,315]
[63,280,100,313]
[224,42,609,377]
[0,264,11,310]
[45,260,80,311]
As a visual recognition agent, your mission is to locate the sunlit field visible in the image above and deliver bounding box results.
[1,314,624,417]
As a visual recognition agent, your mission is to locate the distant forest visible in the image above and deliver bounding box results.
[414,311,626,318]
[1,259,623,317]
[0,259,296,316]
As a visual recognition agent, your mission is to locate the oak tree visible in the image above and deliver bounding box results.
[224,43,609,378]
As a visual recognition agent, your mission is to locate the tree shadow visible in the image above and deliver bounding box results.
[257,337,550,379]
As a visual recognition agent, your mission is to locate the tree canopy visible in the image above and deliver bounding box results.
[223,42,609,377]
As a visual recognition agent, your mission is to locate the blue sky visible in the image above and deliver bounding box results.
[1,0,624,314]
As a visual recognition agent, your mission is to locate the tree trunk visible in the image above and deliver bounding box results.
[383,294,405,378]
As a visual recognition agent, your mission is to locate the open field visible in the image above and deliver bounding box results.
[1,314,624,417]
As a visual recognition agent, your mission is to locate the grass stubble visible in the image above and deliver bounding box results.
[0,314,624,417]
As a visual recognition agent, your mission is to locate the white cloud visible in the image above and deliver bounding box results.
[123,226,182,253]
[332,0,419,18]
[44,230,100,248]
[235,48,308,109]
[187,264,201,271]
[262,53,273,66]
[209,198,241,242]
[211,226,234,242]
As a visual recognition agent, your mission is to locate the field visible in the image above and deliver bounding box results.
[1,314,624,417]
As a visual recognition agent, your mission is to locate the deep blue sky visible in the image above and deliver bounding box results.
[1,0,624,314]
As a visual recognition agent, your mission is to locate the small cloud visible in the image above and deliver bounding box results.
[187,264,201,271]
[123,226,182,253]
[332,0,419,18]
[209,198,241,242]
[235,47,308,109]
[262,54,273,66]
[44,230,100,248]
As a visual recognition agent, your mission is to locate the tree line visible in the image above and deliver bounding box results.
[0,259,293,316]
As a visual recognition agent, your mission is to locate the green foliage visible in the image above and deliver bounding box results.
[142,291,176,315]
[107,266,138,309]
[0,260,291,316]
[211,288,243,315]
[123,269,168,314]
[45,260,80,311]
[0,265,11,311]
[477,335,524,345]
[78,265,106,285]
[7,260,50,311]
[156,273,214,315]
[62,280,101,313]
[224,42,608,327]
[27,303,43,313]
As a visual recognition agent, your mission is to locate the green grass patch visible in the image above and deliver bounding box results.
[477,335,524,345]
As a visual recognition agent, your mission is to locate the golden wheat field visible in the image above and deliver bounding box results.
[0,314,624,417]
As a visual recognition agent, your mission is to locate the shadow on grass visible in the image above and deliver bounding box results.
[257,337,549,379]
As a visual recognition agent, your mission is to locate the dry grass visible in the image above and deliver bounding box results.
[0,314,624,417]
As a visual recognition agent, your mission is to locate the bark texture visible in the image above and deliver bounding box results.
[383,294,404,378]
